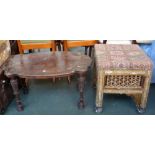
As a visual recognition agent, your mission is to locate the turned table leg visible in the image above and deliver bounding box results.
[10,76,24,111]
[21,78,29,94]
[77,72,86,109]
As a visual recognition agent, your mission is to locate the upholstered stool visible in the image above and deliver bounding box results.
[94,44,153,113]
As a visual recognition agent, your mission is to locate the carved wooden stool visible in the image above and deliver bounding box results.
[94,44,153,113]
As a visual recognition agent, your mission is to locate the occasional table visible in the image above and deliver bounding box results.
[5,52,91,111]
[94,44,153,113]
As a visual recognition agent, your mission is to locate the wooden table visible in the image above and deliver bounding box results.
[4,52,92,111]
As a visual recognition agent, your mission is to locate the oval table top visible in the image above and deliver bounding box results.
[5,52,92,79]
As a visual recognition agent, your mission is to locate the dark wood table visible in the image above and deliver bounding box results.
[4,52,92,111]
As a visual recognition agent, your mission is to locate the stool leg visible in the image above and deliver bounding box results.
[10,76,24,111]
[132,94,142,105]
[137,72,152,113]
[95,70,104,113]
[92,62,97,88]
[96,93,103,113]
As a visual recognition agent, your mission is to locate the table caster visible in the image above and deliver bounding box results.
[95,107,103,113]
[17,103,24,112]
[78,101,85,109]
[0,108,5,114]
[136,105,146,114]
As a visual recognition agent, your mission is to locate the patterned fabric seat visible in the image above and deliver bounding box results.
[95,44,152,70]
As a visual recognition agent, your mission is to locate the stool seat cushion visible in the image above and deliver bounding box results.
[95,44,153,70]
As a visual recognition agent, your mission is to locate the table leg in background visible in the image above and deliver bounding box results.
[10,76,24,111]
[77,71,86,109]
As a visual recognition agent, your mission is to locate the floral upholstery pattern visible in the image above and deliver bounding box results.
[95,44,153,70]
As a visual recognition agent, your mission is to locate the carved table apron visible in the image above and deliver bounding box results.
[5,52,92,111]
